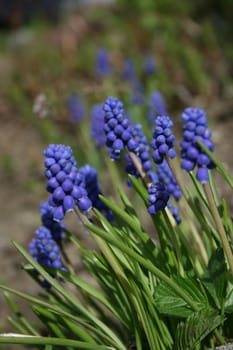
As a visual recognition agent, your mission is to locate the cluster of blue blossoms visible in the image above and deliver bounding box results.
[103,97,175,215]
[147,183,170,215]
[125,124,153,182]
[103,97,138,160]
[95,48,112,78]
[147,91,167,125]
[67,93,85,123]
[30,144,114,282]
[29,226,64,271]
[90,104,106,148]
[156,161,182,223]
[143,55,157,76]
[40,201,65,242]
[103,96,214,217]
[44,144,92,221]
[79,165,113,221]
[151,115,176,164]
[157,161,181,201]
[180,107,215,183]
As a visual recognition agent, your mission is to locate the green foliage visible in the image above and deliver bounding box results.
[175,309,223,350]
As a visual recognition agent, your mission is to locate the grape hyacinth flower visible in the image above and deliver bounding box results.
[122,58,136,81]
[130,78,145,105]
[29,226,64,270]
[157,161,181,201]
[167,202,181,224]
[44,144,92,221]
[150,91,167,116]
[147,182,170,215]
[125,124,152,183]
[103,97,137,160]
[95,48,112,78]
[67,93,85,123]
[151,115,176,164]
[90,104,106,148]
[79,165,113,221]
[143,55,156,76]
[40,201,65,242]
[147,91,167,124]
[180,107,215,183]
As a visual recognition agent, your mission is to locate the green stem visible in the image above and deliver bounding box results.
[167,158,208,266]
[0,336,111,349]
[127,148,151,188]
[163,209,185,276]
[203,182,233,277]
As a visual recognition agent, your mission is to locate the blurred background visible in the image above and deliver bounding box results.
[0,0,232,346]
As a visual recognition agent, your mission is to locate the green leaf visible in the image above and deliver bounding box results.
[4,292,39,335]
[224,282,233,313]
[154,276,208,317]
[127,175,149,204]
[175,309,223,350]
[201,249,228,309]
[99,195,143,234]
[0,335,112,349]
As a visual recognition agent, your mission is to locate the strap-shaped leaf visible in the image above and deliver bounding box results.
[175,308,223,350]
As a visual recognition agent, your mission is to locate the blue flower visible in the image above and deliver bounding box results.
[103,97,137,160]
[147,183,170,215]
[144,55,157,75]
[40,201,65,242]
[29,226,64,270]
[147,91,167,124]
[90,104,106,148]
[151,115,176,164]
[167,202,181,224]
[125,124,152,184]
[180,107,215,183]
[129,78,145,105]
[79,165,113,221]
[150,91,167,115]
[95,48,112,78]
[156,161,181,200]
[67,93,85,123]
[44,144,92,220]
[122,58,136,81]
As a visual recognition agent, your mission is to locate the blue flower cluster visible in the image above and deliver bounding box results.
[147,91,167,124]
[103,97,137,160]
[125,124,152,182]
[143,55,156,76]
[167,202,181,224]
[95,48,112,78]
[122,58,136,81]
[79,165,113,221]
[90,104,106,148]
[148,183,170,215]
[129,78,144,105]
[40,201,65,242]
[29,226,64,270]
[151,115,176,164]
[157,161,181,200]
[44,144,92,221]
[67,93,85,123]
[180,107,215,183]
